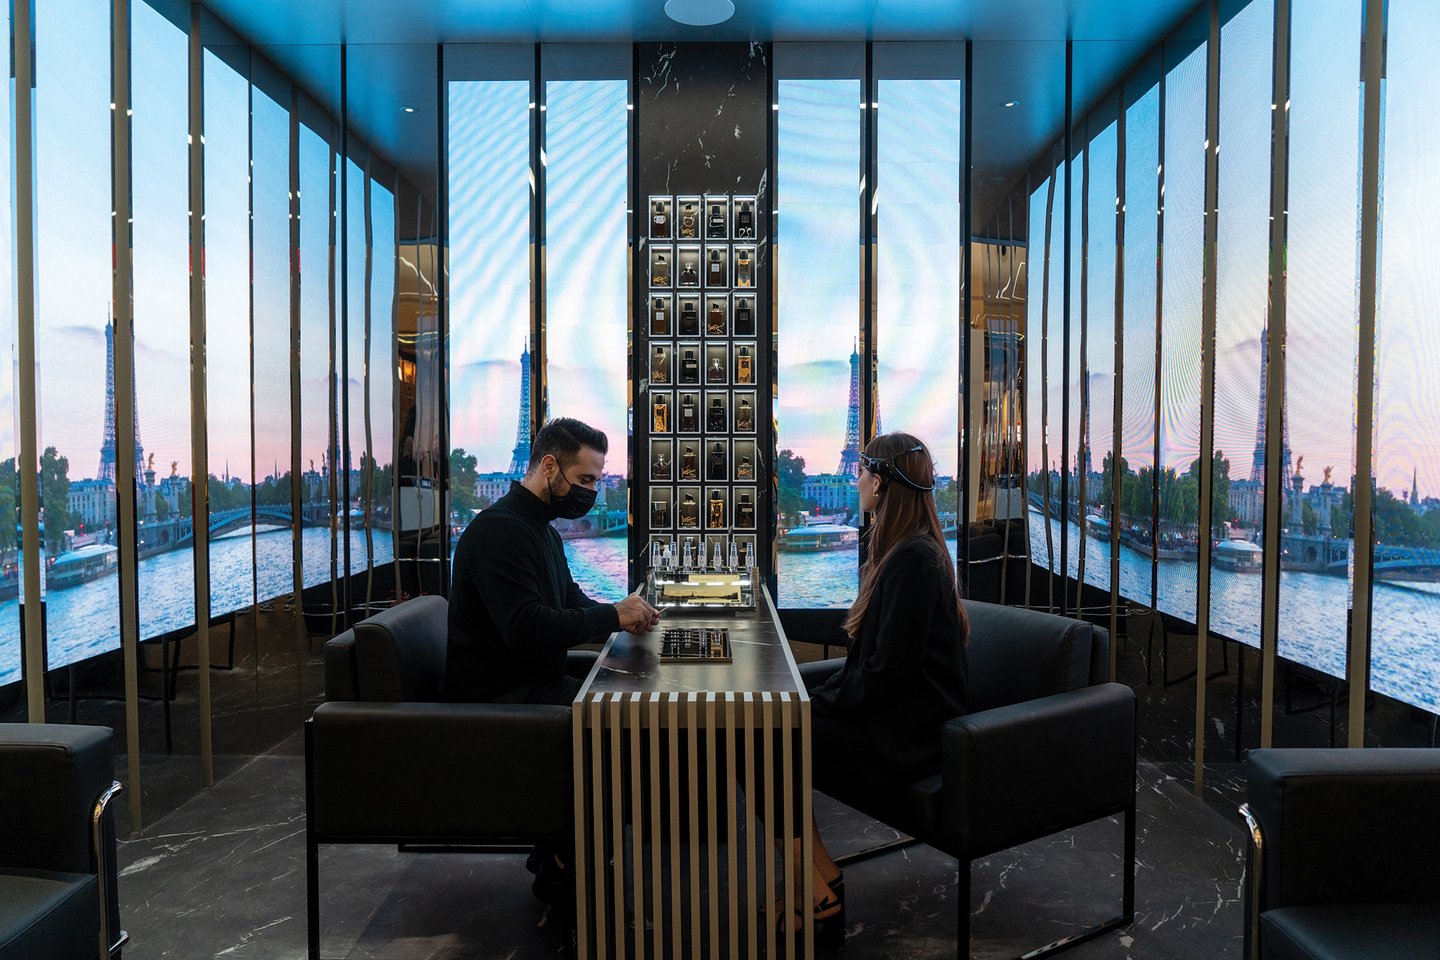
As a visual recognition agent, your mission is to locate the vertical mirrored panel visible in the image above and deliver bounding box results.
[133,0,195,644]
[1155,37,1207,625]
[370,171,397,578]
[203,42,255,621]
[298,108,336,594]
[1209,0,1274,651]
[444,46,535,561]
[1279,0,1360,685]
[343,152,367,582]
[1065,145,1082,597]
[774,43,862,609]
[250,76,294,605]
[1374,0,1440,719]
[1082,113,1118,596]
[35,0,122,678]
[0,0,19,693]
[873,43,964,566]
[542,46,630,597]
[1025,163,1059,599]
[1118,71,1161,610]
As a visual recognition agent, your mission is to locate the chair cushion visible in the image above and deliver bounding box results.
[349,595,449,701]
[0,868,99,960]
[1261,902,1440,960]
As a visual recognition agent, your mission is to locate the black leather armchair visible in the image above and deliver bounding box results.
[1239,748,1440,960]
[0,723,125,960]
[806,599,1136,960]
[305,595,599,959]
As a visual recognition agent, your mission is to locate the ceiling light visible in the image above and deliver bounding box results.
[664,0,736,26]
[401,105,416,114]
[1002,100,1020,108]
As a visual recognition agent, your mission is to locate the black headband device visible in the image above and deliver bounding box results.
[858,444,935,493]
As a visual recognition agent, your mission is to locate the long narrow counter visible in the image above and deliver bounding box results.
[572,584,816,960]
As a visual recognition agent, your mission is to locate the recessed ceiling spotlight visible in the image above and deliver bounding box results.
[1002,100,1020,108]
[401,105,417,113]
[665,0,736,26]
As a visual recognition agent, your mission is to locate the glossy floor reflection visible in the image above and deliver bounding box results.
[117,735,1242,959]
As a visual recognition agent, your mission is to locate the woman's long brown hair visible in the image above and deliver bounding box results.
[841,432,968,642]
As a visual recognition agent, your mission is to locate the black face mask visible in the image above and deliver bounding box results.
[547,470,598,520]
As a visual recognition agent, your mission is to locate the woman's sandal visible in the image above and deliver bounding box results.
[773,879,846,948]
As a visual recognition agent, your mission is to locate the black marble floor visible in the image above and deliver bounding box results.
[117,736,1243,959]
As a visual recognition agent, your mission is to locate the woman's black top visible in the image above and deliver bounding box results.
[810,535,968,779]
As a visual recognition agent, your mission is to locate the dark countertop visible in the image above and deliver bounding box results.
[578,583,805,697]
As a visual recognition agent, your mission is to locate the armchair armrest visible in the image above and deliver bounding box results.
[941,682,1135,859]
[1246,748,1440,911]
[307,701,573,844]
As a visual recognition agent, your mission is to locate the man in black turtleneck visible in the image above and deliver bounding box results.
[444,417,659,705]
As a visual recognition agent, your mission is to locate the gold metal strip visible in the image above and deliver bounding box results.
[630,694,646,960]
[187,0,214,785]
[112,0,143,830]
[743,692,758,959]
[705,692,720,959]
[725,692,740,960]
[574,692,592,960]
[686,693,701,960]
[1350,0,1384,748]
[610,694,626,958]
[780,694,795,960]
[800,696,814,956]
[591,693,609,960]
[1193,0,1223,796]
[761,692,777,960]
[16,0,43,722]
[1259,0,1293,749]
[648,693,664,960]
[667,692,682,960]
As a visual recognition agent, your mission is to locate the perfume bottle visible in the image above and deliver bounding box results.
[736,397,754,431]
[681,349,699,384]
[680,299,699,335]
[707,249,725,286]
[737,455,754,480]
[679,257,699,286]
[735,249,753,287]
[713,542,726,571]
[707,356,725,383]
[652,200,670,238]
[735,346,753,384]
[707,397,726,432]
[682,539,695,567]
[680,203,698,238]
[728,540,739,571]
[707,202,726,238]
[737,493,755,528]
[737,539,750,568]
[652,395,670,433]
[651,447,671,480]
[732,298,752,336]
[679,493,699,528]
[652,253,670,286]
[707,490,726,529]
[651,347,669,384]
[652,497,670,528]
[652,297,670,335]
[680,393,698,432]
[681,445,698,480]
[736,201,754,237]
[707,443,726,481]
[707,300,725,334]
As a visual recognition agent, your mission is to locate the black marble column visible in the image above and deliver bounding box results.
[633,42,772,581]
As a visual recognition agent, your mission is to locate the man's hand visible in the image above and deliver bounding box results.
[615,589,662,635]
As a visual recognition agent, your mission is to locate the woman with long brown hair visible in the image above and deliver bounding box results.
[782,431,969,942]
